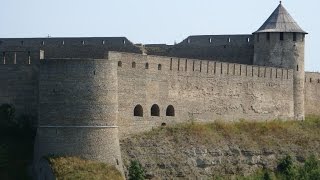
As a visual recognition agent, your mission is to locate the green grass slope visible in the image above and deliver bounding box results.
[48,157,123,180]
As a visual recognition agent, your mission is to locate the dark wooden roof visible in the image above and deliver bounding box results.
[254,3,307,34]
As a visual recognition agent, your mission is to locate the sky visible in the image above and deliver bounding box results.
[0,0,319,71]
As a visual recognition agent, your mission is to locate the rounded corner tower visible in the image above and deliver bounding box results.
[253,2,307,120]
[33,57,124,177]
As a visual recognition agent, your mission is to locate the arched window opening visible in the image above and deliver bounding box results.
[158,64,162,70]
[118,61,122,67]
[166,105,175,116]
[132,62,136,68]
[151,104,160,117]
[134,105,143,117]
[145,63,149,69]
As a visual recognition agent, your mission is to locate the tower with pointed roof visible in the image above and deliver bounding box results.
[253,2,307,120]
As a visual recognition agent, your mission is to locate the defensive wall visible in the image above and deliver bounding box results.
[33,58,123,174]
[0,37,141,59]
[0,35,254,65]
[110,51,294,137]
[145,35,254,64]
[0,51,41,118]
[305,72,320,115]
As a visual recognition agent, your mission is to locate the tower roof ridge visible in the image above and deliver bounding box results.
[254,3,307,34]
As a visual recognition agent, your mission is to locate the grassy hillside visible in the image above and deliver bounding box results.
[48,157,123,180]
[121,116,320,179]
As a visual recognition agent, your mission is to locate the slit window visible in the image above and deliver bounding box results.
[267,33,270,41]
[81,40,85,45]
[134,105,143,117]
[310,78,312,83]
[209,38,212,43]
[170,58,172,70]
[151,104,160,117]
[280,32,284,41]
[102,40,105,45]
[192,61,195,71]
[118,61,122,67]
[132,62,136,68]
[293,33,297,41]
[145,63,149,69]
[297,65,299,71]
[158,64,162,70]
[185,59,188,71]
[41,41,45,45]
[166,105,175,116]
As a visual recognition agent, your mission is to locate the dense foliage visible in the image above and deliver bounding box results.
[128,160,145,180]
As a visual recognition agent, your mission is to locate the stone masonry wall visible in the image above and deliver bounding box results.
[305,72,320,116]
[0,63,38,118]
[109,52,294,137]
[0,37,141,59]
[34,58,123,174]
[146,35,254,65]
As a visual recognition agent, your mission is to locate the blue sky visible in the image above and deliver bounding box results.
[0,0,319,71]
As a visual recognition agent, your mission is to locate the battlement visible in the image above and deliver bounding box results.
[0,50,43,65]
[109,51,292,81]
[178,34,254,46]
[0,37,132,47]
[305,72,320,84]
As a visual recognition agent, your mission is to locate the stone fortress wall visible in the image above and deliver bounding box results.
[305,72,320,115]
[33,58,124,175]
[1,3,320,177]
[113,51,295,136]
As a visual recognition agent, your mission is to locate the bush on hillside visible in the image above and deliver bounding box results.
[277,155,298,179]
[128,160,145,180]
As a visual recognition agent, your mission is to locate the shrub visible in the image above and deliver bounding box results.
[128,160,145,180]
[277,155,297,179]
[298,155,320,180]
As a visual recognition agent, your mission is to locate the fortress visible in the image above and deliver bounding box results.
[0,2,320,178]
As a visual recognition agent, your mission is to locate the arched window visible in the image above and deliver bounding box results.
[134,105,143,117]
[118,61,122,67]
[145,63,149,69]
[132,62,136,68]
[151,104,160,116]
[166,105,175,116]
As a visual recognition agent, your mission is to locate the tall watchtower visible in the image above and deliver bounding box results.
[253,2,307,120]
